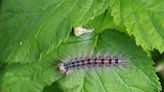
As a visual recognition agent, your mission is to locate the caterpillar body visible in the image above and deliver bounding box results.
[58,54,128,74]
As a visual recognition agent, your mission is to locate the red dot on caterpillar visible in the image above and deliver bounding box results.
[82,56,85,65]
[101,55,105,64]
[58,54,128,74]
[94,57,97,64]
[109,56,112,64]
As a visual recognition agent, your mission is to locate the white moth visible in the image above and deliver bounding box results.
[74,26,94,36]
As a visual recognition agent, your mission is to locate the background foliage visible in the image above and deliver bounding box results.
[0,0,163,92]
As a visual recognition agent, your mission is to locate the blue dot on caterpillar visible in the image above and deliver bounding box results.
[58,54,128,74]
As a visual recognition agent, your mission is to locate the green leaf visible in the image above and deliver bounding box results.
[42,82,63,92]
[0,0,161,92]
[0,0,109,64]
[0,0,110,92]
[88,9,125,33]
[109,0,164,53]
[0,56,62,92]
[56,30,161,92]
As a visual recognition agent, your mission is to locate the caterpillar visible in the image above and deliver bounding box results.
[58,54,128,74]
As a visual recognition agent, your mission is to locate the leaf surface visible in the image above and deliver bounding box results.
[109,0,164,53]
[0,0,109,92]
[0,0,161,92]
[56,30,161,92]
[0,0,109,64]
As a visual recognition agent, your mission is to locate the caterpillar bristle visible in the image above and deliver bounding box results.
[58,54,128,75]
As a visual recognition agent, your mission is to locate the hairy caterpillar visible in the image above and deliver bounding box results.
[58,54,128,74]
